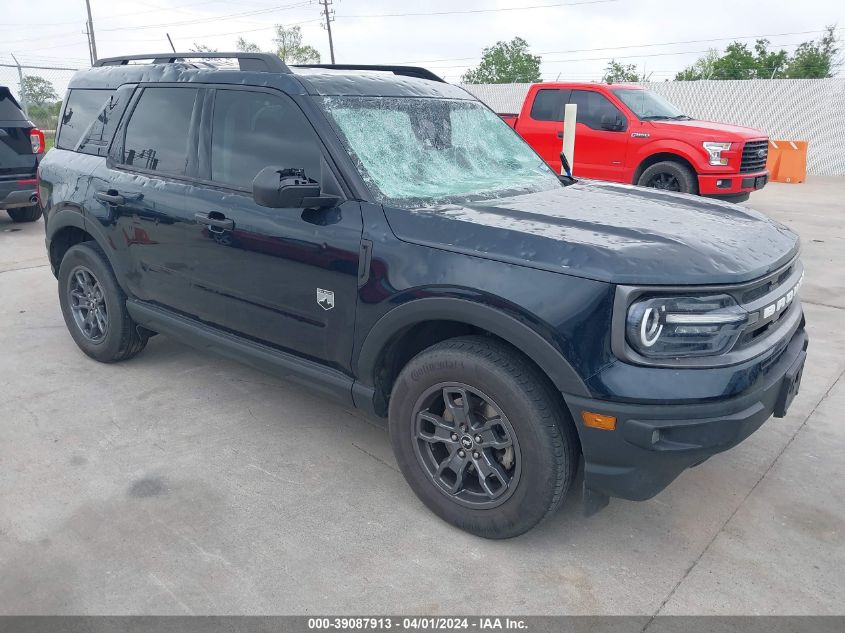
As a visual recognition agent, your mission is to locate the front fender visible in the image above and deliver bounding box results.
[630,139,703,181]
[355,296,591,400]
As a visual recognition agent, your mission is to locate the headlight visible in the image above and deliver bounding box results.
[626,294,748,358]
[703,141,732,166]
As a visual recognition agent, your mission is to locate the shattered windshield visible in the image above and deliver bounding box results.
[320,96,561,207]
[612,88,688,120]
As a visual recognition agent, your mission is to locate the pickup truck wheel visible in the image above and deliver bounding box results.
[389,336,578,538]
[7,204,43,223]
[58,242,148,363]
[638,161,698,195]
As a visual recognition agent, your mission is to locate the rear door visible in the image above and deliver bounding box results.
[514,87,571,173]
[567,89,629,181]
[88,85,202,310]
[0,88,37,186]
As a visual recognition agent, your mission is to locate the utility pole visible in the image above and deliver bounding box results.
[319,0,336,63]
[84,22,94,66]
[84,0,98,65]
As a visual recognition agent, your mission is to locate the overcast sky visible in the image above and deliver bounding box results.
[1,0,842,91]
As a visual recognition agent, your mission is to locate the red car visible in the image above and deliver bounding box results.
[501,83,769,202]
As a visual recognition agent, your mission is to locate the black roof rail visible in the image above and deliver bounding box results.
[292,64,445,83]
[95,53,290,74]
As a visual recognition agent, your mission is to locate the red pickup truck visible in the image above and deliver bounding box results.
[500,83,769,202]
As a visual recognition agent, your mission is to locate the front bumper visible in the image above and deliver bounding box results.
[698,170,768,196]
[0,179,37,210]
[564,324,808,505]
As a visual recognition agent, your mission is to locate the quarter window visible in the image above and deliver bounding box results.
[529,89,570,122]
[56,89,115,151]
[210,89,321,190]
[123,87,199,176]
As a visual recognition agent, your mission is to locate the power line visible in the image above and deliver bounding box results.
[339,0,619,19]
[395,28,842,65]
[0,0,234,29]
[96,2,312,33]
[0,0,313,45]
[421,38,830,69]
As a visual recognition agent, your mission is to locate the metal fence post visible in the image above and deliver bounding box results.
[10,53,28,117]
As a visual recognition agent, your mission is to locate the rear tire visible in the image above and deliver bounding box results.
[388,336,579,539]
[58,242,148,363]
[638,161,698,195]
[7,205,42,223]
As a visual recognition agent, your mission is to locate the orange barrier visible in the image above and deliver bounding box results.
[766,140,808,184]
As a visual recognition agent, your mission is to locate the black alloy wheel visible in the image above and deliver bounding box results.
[67,266,109,342]
[412,383,521,509]
[645,172,682,191]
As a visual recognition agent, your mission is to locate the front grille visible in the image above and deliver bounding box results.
[733,259,803,351]
[740,140,768,173]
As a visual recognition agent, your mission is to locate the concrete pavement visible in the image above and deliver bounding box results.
[0,178,843,615]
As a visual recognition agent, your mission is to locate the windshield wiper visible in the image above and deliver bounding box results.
[640,115,672,120]
[670,115,692,120]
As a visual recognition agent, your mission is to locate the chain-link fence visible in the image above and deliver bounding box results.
[0,58,82,147]
[461,79,845,176]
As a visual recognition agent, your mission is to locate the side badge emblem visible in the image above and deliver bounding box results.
[317,288,335,311]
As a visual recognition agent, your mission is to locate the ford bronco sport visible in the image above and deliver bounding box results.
[39,53,808,538]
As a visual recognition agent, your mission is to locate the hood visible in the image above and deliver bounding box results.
[383,181,799,285]
[652,118,766,140]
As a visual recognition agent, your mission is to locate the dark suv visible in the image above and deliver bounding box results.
[1,86,44,222]
[38,54,808,538]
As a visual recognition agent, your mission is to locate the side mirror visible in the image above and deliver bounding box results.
[600,113,625,131]
[252,167,338,209]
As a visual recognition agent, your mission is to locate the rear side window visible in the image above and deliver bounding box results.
[530,89,570,122]
[0,88,26,120]
[123,87,199,176]
[57,89,114,150]
[210,89,321,190]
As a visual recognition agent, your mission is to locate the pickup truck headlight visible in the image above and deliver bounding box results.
[626,294,748,358]
[702,141,732,166]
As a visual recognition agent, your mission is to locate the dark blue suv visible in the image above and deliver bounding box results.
[38,53,808,538]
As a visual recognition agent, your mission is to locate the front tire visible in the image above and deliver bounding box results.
[7,205,42,223]
[389,336,579,538]
[58,242,148,363]
[638,160,698,195]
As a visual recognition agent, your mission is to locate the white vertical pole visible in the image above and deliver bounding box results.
[562,103,577,176]
[85,0,98,64]
[11,54,28,117]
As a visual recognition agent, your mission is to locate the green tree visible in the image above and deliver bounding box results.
[236,37,262,54]
[190,43,218,53]
[602,59,646,83]
[784,25,840,78]
[675,49,720,80]
[273,25,320,63]
[236,26,320,63]
[676,28,840,80]
[461,37,541,84]
[20,76,58,107]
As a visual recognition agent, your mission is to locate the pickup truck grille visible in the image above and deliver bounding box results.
[740,140,769,173]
